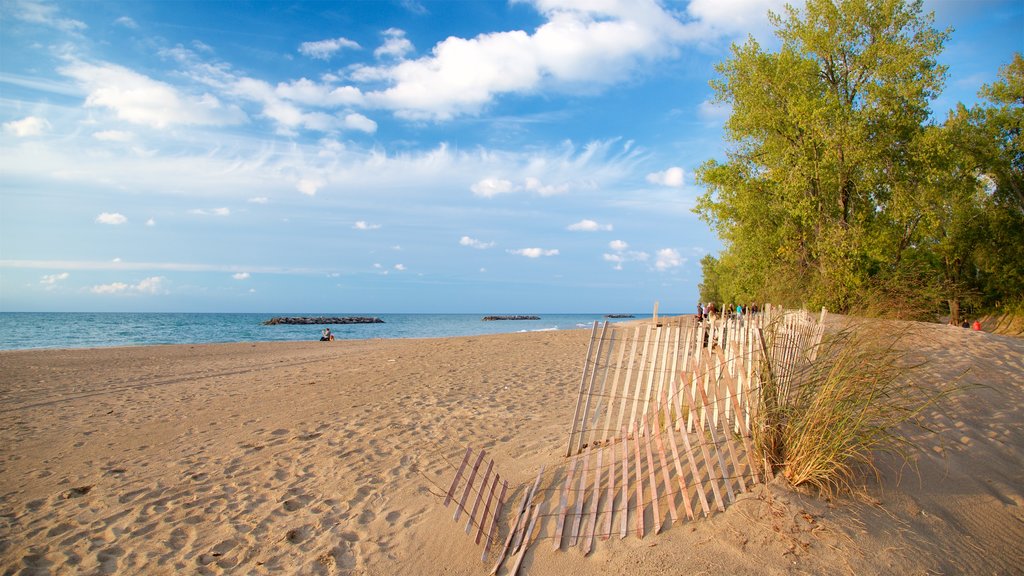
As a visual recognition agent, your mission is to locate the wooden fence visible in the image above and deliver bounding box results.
[442,306,827,575]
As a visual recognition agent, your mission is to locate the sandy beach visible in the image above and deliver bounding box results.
[1,318,1022,575]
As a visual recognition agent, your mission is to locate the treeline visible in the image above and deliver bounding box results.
[694,0,1023,325]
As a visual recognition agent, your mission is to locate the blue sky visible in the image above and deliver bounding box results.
[1,0,1021,313]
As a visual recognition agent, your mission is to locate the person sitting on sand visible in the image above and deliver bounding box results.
[972,320,982,331]
[320,328,334,341]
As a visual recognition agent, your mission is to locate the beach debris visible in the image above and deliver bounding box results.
[262,316,384,325]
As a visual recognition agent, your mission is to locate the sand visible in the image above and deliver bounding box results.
[0,318,1022,575]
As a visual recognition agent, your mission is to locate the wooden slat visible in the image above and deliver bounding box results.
[466,458,495,533]
[601,328,630,445]
[663,384,695,521]
[684,377,725,512]
[552,454,578,550]
[566,322,599,457]
[652,405,679,526]
[642,418,662,533]
[697,378,735,504]
[490,466,544,576]
[619,426,629,539]
[509,501,544,576]
[638,326,663,433]
[614,326,642,442]
[576,322,610,455]
[455,449,486,521]
[628,325,654,432]
[586,328,617,450]
[476,472,500,544]
[724,372,760,484]
[601,436,616,541]
[632,421,645,539]
[569,450,591,547]
[581,447,603,555]
[481,479,507,562]
[678,416,711,518]
[445,447,472,507]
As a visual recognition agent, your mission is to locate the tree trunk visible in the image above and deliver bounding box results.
[948,298,960,326]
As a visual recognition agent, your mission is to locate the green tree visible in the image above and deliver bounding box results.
[695,0,949,312]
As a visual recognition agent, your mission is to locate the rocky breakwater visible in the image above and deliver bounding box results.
[263,316,384,325]
[481,315,541,321]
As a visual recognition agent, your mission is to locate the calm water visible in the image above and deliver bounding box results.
[0,313,648,351]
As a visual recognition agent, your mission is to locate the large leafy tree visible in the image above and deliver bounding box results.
[695,0,949,311]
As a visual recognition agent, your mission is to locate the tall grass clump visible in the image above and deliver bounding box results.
[755,322,952,497]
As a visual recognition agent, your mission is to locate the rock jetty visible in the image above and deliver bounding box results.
[481,315,541,321]
[604,314,636,318]
[263,317,384,325]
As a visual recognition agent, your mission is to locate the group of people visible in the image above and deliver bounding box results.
[696,302,760,322]
[960,319,983,331]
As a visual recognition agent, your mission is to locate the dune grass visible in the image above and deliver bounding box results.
[755,322,956,497]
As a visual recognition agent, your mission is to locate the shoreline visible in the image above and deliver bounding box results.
[1,320,1021,574]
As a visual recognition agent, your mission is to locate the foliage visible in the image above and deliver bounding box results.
[694,0,1024,322]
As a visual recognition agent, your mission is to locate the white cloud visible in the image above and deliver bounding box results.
[95,212,127,225]
[353,220,381,230]
[375,28,415,60]
[93,130,134,142]
[299,37,361,60]
[40,272,70,285]
[524,177,569,196]
[146,218,156,226]
[4,116,50,137]
[394,263,406,271]
[603,240,649,270]
[646,166,684,187]
[343,113,377,133]
[655,248,684,270]
[59,61,247,129]
[90,276,166,295]
[471,177,516,198]
[296,178,322,196]
[460,236,495,249]
[190,207,230,216]
[233,272,250,280]
[567,219,612,232]
[114,16,138,29]
[248,197,269,204]
[509,248,559,258]
[274,78,364,107]
[14,0,86,32]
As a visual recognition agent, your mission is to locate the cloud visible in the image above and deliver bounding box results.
[40,272,70,285]
[92,130,134,142]
[95,212,127,225]
[567,219,613,232]
[114,16,137,29]
[14,0,86,32]
[296,178,323,196]
[471,177,515,198]
[375,28,415,60]
[394,263,406,271]
[509,248,559,258]
[460,236,495,249]
[299,37,361,60]
[646,166,684,187]
[146,218,156,226]
[232,272,250,280]
[190,207,230,216]
[4,116,50,137]
[603,240,649,270]
[353,220,381,230]
[90,276,166,295]
[59,60,247,128]
[655,248,684,270]
[698,99,732,122]
[524,177,569,196]
[248,197,269,204]
[343,113,377,133]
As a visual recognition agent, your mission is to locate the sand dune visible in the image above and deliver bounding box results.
[1,319,1021,575]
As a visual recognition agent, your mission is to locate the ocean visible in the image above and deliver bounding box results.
[0,312,649,351]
